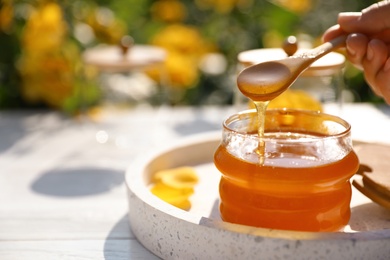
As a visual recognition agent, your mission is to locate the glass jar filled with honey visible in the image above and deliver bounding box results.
[214,109,359,232]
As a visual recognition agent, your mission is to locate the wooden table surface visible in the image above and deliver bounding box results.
[0,104,389,259]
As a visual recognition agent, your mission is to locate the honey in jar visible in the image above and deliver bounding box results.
[214,109,359,232]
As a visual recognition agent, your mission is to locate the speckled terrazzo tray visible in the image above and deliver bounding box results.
[126,132,390,259]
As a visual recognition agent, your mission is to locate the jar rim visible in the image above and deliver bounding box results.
[223,108,351,142]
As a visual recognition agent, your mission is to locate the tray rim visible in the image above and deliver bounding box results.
[126,131,390,258]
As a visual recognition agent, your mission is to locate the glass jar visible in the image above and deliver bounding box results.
[214,109,359,232]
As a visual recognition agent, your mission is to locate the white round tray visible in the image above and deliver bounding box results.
[126,132,390,259]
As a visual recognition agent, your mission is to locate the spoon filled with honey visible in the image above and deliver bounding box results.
[237,35,347,164]
[237,35,347,102]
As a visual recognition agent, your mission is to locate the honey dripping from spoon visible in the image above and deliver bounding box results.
[237,35,346,164]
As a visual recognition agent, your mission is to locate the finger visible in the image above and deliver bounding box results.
[373,57,390,104]
[338,2,390,35]
[345,33,369,70]
[372,28,390,42]
[362,39,389,97]
[322,24,345,42]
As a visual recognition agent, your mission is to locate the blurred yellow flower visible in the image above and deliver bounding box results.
[268,90,322,111]
[195,0,253,14]
[22,2,67,52]
[18,2,77,108]
[20,54,74,108]
[148,24,216,89]
[164,52,199,88]
[248,89,322,111]
[0,0,13,33]
[85,7,127,45]
[152,24,213,56]
[151,0,187,23]
[271,0,312,14]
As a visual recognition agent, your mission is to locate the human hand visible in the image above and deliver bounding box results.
[322,1,390,104]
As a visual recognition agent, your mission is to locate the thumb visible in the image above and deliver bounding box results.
[338,1,390,35]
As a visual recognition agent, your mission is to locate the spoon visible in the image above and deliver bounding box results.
[237,35,347,102]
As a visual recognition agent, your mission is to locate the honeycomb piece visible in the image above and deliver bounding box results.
[153,167,199,189]
[150,167,199,210]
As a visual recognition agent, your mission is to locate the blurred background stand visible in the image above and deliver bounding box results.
[81,36,169,149]
[82,36,168,110]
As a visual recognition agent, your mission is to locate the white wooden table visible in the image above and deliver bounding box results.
[0,104,389,259]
